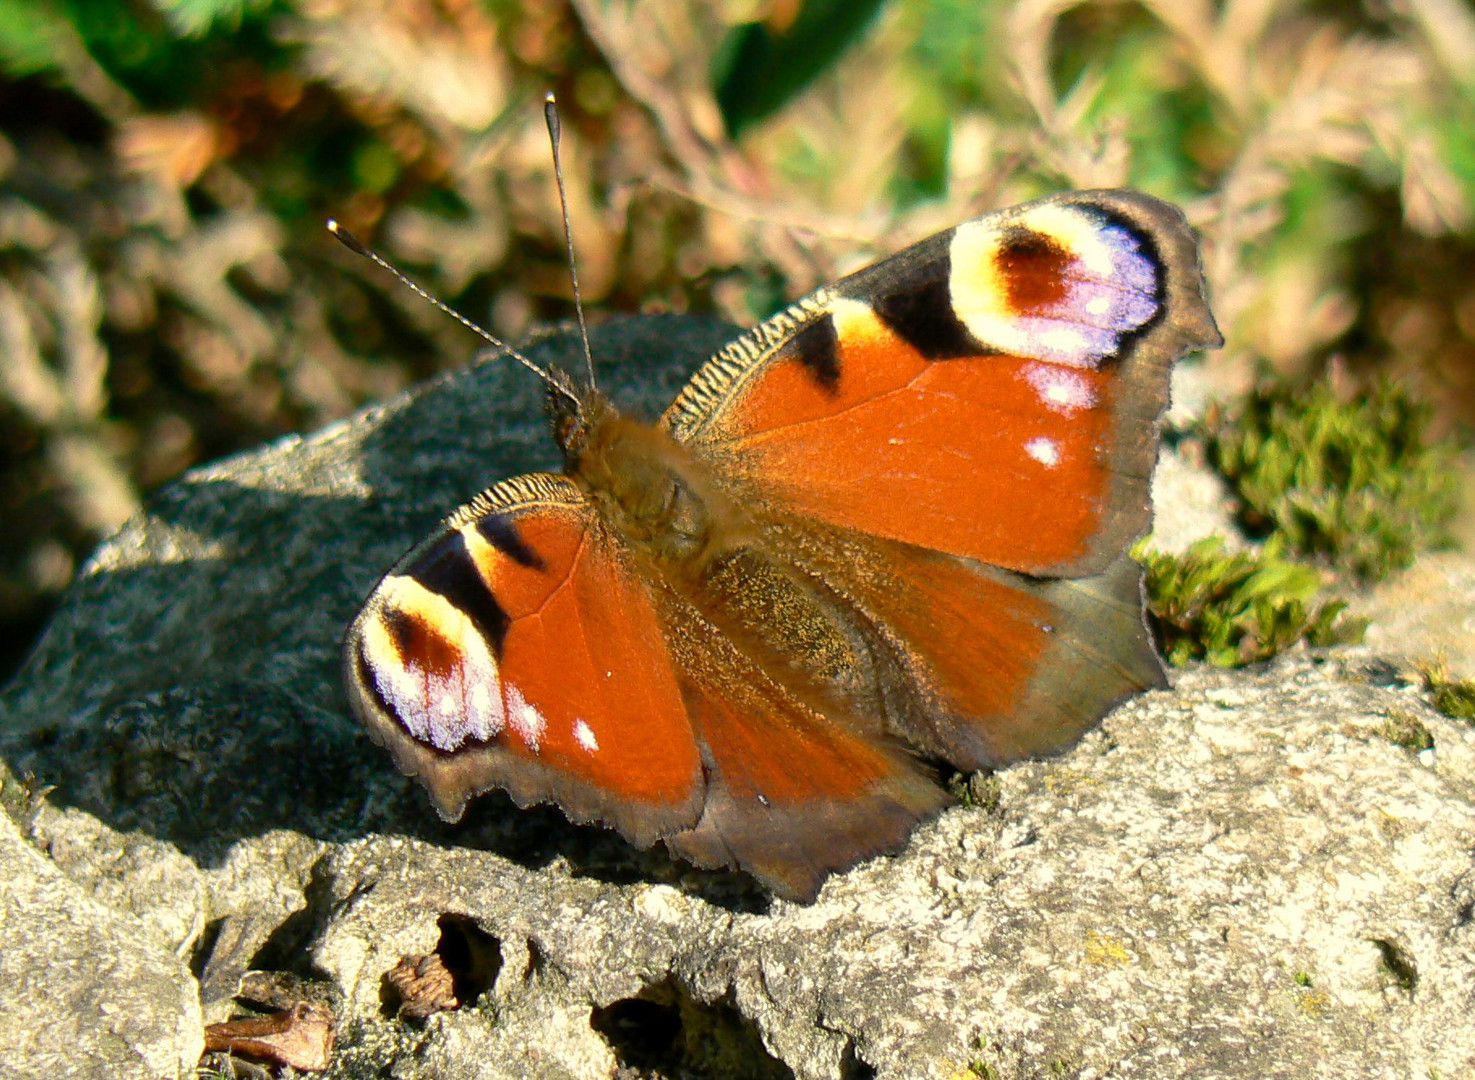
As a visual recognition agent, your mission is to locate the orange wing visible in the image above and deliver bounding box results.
[663,189,1221,578]
[344,473,704,847]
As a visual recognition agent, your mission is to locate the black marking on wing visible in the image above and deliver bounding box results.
[778,316,841,395]
[406,531,513,655]
[476,513,546,570]
[867,254,978,360]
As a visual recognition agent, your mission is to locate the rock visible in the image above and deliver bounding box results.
[0,770,204,1079]
[1,316,1472,1079]
[1355,550,1475,679]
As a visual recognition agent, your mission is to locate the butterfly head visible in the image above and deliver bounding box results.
[547,366,603,455]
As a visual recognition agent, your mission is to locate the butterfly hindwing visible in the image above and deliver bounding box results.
[766,518,1167,771]
[654,590,948,902]
[344,473,705,847]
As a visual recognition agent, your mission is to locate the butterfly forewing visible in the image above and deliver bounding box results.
[649,189,1218,779]
[345,473,704,846]
[663,189,1222,578]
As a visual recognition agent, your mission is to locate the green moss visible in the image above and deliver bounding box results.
[1418,657,1475,722]
[1203,378,1460,584]
[1376,708,1435,751]
[967,773,1002,814]
[948,771,1002,812]
[0,760,50,837]
[1139,536,1367,668]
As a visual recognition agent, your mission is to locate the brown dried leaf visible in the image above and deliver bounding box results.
[203,1002,337,1072]
[384,952,460,1019]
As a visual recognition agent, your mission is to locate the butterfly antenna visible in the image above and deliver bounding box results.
[543,91,596,390]
[326,219,580,409]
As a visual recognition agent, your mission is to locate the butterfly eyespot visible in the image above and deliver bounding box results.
[347,188,1222,902]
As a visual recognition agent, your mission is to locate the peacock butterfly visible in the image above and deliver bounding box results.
[342,188,1222,902]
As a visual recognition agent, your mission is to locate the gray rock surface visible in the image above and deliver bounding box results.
[0,779,203,1079]
[1,316,1471,1079]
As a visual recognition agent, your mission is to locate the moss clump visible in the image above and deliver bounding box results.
[1377,708,1435,751]
[1139,537,1367,668]
[1203,378,1460,584]
[1418,657,1475,722]
[948,771,1002,812]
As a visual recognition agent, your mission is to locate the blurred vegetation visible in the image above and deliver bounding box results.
[1,0,1474,680]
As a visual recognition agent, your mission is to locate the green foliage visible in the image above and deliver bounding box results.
[149,0,268,37]
[0,0,284,107]
[1377,709,1435,751]
[0,0,70,77]
[1204,379,1460,584]
[1052,3,1222,199]
[1139,537,1367,668]
[713,0,889,137]
[1419,657,1475,722]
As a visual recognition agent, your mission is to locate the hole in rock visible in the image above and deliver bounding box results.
[381,913,502,1018]
[1372,937,1418,995]
[249,905,320,976]
[590,977,794,1080]
[838,1039,878,1080]
[191,916,227,980]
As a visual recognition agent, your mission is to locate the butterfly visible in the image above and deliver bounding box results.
[343,188,1222,903]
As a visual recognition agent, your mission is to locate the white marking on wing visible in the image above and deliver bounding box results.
[1022,362,1096,414]
[1025,436,1061,467]
[573,719,599,753]
[506,684,545,752]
